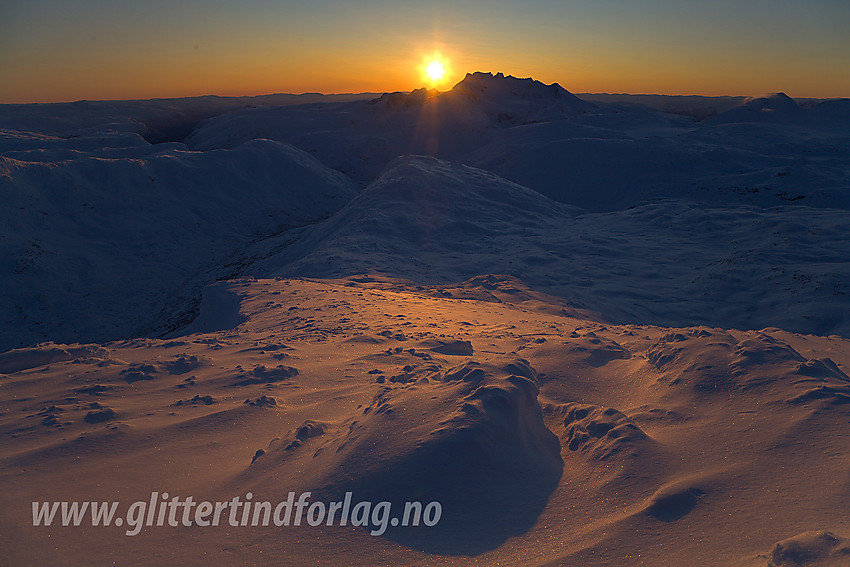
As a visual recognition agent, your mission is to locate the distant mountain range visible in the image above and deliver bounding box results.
[2,72,849,352]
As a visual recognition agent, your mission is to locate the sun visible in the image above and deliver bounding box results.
[419,54,451,88]
[426,60,445,83]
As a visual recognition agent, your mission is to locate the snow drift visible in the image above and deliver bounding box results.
[243,357,562,553]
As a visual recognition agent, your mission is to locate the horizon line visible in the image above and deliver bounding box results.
[3,87,848,106]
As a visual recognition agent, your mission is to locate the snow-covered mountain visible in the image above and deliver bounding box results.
[187,74,850,211]
[1,71,849,350]
[184,73,598,186]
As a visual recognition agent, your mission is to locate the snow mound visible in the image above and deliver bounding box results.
[745,93,801,113]
[244,357,562,553]
[559,403,653,460]
[645,329,850,407]
[255,155,579,280]
[641,477,710,523]
[769,531,850,567]
[810,98,850,121]
[709,93,802,124]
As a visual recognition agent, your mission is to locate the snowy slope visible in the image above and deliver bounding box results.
[249,155,582,280]
[250,156,850,337]
[0,139,356,352]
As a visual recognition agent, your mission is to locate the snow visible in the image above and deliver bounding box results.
[1,137,356,352]
[4,277,850,565]
[244,155,850,337]
[1,72,850,566]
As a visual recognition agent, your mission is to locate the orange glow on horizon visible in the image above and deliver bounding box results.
[1,42,847,103]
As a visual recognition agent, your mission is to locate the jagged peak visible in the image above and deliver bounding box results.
[452,71,577,100]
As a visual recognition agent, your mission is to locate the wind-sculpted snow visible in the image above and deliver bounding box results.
[243,357,563,553]
[5,276,850,565]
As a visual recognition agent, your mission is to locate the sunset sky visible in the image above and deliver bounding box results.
[1,0,848,103]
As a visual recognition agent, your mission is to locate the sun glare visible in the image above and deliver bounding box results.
[426,60,445,82]
[420,54,451,88]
